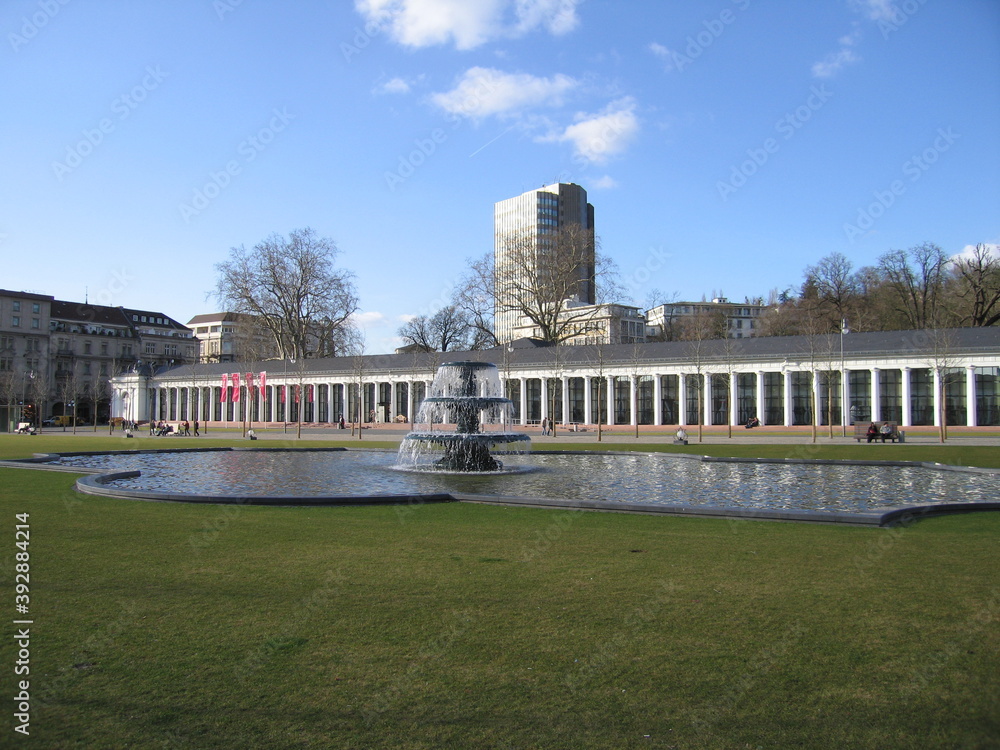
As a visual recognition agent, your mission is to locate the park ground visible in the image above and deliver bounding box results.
[0,431,997,748]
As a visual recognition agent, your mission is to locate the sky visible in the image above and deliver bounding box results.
[1,0,998,353]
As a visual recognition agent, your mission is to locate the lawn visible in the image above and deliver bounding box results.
[0,434,997,748]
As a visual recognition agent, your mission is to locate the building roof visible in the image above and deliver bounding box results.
[186,312,244,326]
[50,300,131,327]
[146,327,1000,380]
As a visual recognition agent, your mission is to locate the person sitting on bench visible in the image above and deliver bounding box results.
[866,422,879,443]
[879,422,893,443]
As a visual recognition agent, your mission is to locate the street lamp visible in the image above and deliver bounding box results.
[840,319,849,437]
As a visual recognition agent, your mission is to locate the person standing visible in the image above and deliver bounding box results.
[193,420,200,437]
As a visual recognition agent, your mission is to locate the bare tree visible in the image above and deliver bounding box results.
[878,243,950,330]
[0,371,17,429]
[803,252,858,328]
[454,255,499,349]
[214,228,359,360]
[923,327,960,443]
[398,306,472,352]
[588,341,610,442]
[487,224,620,344]
[951,243,1000,327]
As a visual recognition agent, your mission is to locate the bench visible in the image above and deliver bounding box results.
[854,421,901,443]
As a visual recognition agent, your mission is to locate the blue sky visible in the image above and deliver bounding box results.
[2,0,997,353]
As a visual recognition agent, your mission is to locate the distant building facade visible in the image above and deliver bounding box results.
[0,288,194,429]
[647,298,768,340]
[509,302,647,346]
[494,183,595,343]
[187,312,275,363]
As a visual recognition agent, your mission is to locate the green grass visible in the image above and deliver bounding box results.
[0,435,998,747]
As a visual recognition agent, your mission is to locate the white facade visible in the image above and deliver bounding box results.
[111,329,1000,430]
[647,298,767,339]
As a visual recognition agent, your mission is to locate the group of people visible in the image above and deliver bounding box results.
[147,420,198,437]
[865,421,895,443]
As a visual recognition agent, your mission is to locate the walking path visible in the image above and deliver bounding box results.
[33,424,1000,447]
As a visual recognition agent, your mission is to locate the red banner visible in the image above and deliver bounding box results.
[294,384,300,403]
[259,371,267,397]
[246,372,255,399]
[231,373,241,402]
[220,374,229,403]
[279,385,285,403]
[307,384,314,403]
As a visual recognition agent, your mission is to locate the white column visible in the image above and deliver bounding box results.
[871,368,881,422]
[678,373,688,426]
[783,370,793,426]
[933,368,942,427]
[629,376,637,426]
[653,374,663,426]
[519,378,527,426]
[607,375,616,425]
[703,372,712,426]
[729,372,738,426]
[561,376,570,425]
[390,381,397,423]
[812,370,821,429]
[584,376,593,425]
[842,367,851,427]
[967,366,977,426]
[756,371,765,424]
[901,367,912,427]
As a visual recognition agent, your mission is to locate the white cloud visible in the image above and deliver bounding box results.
[351,311,387,327]
[951,243,1000,262]
[648,41,678,72]
[539,97,639,165]
[373,76,412,95]
[514,0,580,36]
[811,47,861,78]
[811,27,862,78]
[850,0,898,23]
[431,67,577,120]
[355,0,581,50]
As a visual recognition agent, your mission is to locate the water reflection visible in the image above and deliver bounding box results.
[54,450,1000,513]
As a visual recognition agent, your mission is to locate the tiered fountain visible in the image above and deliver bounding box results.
[397,361,531,472]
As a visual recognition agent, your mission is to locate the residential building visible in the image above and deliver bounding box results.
[494,182,595,343]
[647,297,768,340]
[0,289,194,429]
[508,302,647,345]
[187,312,276,363]
[0,290,52,429]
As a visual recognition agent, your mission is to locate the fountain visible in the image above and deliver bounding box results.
[396,361,531,472]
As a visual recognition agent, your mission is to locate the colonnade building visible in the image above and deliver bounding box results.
[111,328,1000,429]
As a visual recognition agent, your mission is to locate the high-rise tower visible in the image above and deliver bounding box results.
[493,183,595,343]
